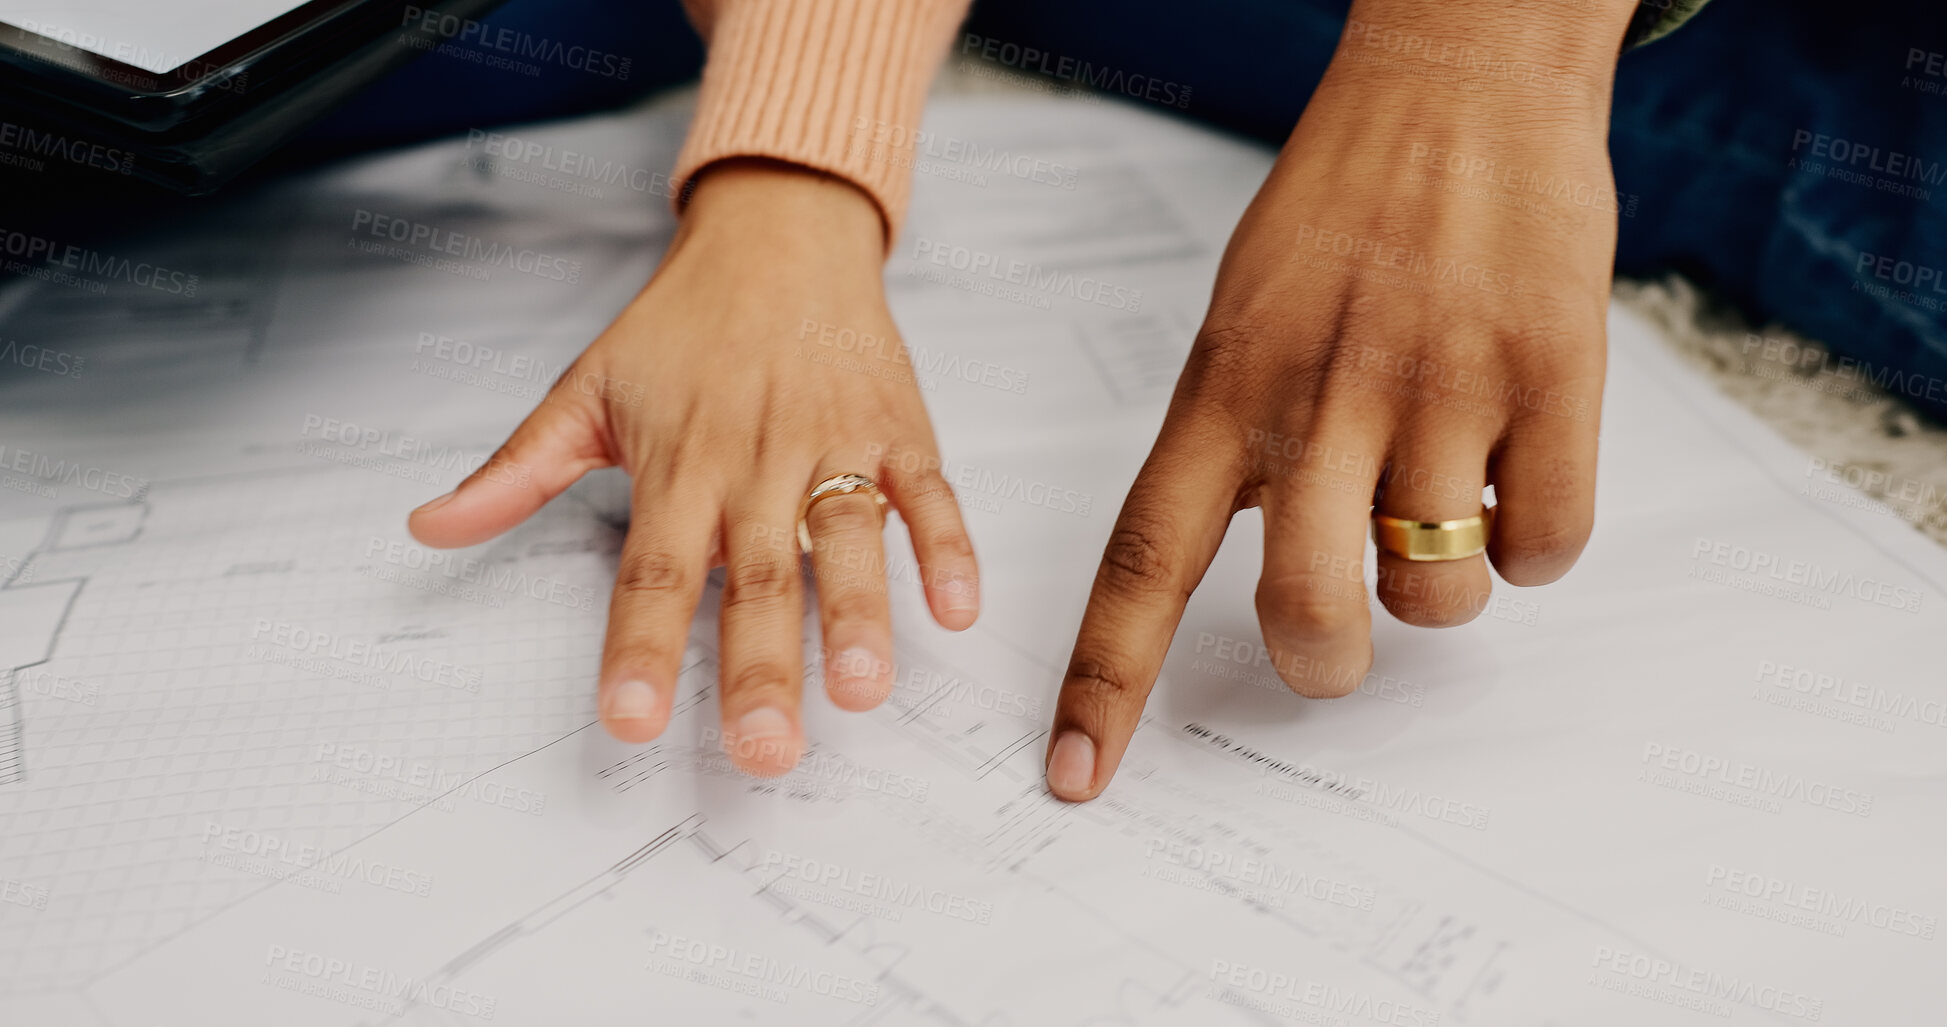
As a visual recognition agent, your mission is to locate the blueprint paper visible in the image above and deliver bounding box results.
[0,91,1942,1026]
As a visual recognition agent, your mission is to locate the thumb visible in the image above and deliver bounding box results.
[408,390,613,549]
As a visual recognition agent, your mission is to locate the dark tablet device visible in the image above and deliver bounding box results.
[0,0,507,193]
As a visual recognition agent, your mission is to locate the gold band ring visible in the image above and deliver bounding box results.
[1371,506,1494,562]
[797,473,888,554]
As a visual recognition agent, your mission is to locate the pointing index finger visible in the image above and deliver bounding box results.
[1046,434,1237,801]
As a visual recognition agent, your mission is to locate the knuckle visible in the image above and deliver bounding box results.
[726,661,796,699]
[1195,317,1273,370]
[614,550,693,602]
[808,496,883,536]
[1373,563,1486,627]
[1500,312,1603,379]
[906,468,957,506]
[605,641,684,680]
[820,586,887,628]
[812,552,882,596]
[1183,320,1277,400]
[723,555,797,609]
[1097,516,1185,598]
[1061,657,1148,722]
[1255,576,1365,642]
[923,527,975,564]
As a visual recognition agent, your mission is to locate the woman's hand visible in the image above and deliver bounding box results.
[1044,1,1636,800]
[409,159,979,775]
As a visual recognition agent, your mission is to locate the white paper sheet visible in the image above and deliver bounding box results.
[0,90,1941,1026]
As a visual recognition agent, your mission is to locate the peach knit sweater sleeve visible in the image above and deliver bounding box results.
[673,0,973,245]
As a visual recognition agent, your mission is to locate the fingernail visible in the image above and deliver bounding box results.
[413,490,457,515]
[604,679,659,720]
[828,646,889,710]
[1047,731,1096,799]
[939,575,979,614]
[737,706,792,738]
[729,706,800,773]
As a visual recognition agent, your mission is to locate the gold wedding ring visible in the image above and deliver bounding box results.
[797,473,889,554]
[1371,507,1494,562]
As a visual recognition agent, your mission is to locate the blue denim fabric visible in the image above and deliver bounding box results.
[291,0,703,158]
[323,0,1947,416]
[1609,0,1947,417]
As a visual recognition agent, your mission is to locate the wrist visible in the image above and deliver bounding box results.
[675,158,886,269]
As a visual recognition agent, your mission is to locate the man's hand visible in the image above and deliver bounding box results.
[1045,0,1637,800]
[410,160,979,776]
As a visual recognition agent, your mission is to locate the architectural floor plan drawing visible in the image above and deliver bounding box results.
[1,93,1943,1026]
[0,503,142,785]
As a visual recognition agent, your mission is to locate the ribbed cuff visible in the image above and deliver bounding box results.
[672,0,971,248]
